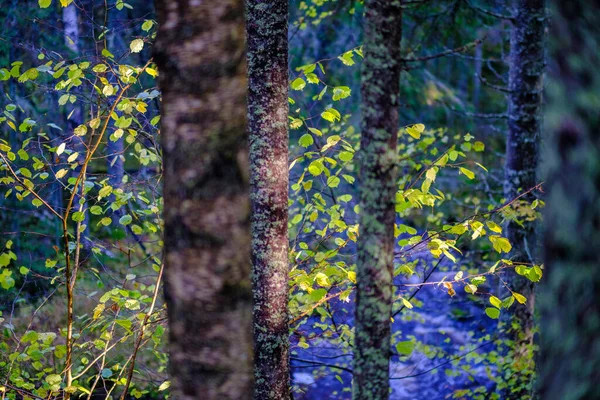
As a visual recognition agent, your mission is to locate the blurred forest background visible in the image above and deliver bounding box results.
[0,0,596,399]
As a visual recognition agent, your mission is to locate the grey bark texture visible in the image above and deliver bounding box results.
[503,0,546,394]
[352,1,402,399]
[154,1,253,398]
[245,1,291,399]
[538,0,600,399]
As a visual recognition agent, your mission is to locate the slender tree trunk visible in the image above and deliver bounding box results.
[352,1,402,399]
[246,1,290,399]
[104,4,125,224]
[539,1,600,399]
[473,44,482,109]
[504,0,545,383]
[63,3,80,53]
[154,1,253,399]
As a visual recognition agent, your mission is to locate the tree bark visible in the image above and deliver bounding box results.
[352,1,402,399]
[246,1,290,399]
[539,1,600,399]
[504,0,545,382]
[154,1,253,399]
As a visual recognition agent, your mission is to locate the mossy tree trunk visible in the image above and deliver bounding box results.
[352,1,402,399]
[154,1,253,398]
[503,0,546,393]
[539,1,600,399]
[246,1,290,399]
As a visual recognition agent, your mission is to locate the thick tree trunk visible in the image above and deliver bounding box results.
[539,1,600,399]
[154,1,252,399]
[246,1,290,399]
[352,1,402,399]
[504,0,545,384]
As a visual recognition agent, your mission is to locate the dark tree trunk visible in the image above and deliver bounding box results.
[154,1,253,399]
[539,1,600,399]
[246,1,290,399]
[504,0,545,384]
[352,1,402,399]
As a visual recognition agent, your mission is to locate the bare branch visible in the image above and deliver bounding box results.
[402,35,487,63]
[463,0,514,20]
[476,73,511,93]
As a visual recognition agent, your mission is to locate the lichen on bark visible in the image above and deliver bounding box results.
[246,0,291,399]
[352,1,402,399]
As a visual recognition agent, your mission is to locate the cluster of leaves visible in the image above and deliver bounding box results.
[285,41,543,395]
[0,4,168,398]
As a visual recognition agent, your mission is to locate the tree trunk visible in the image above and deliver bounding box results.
[504,0,545,386]
[352,1,402,399]
[246,1,290,399]
[538,1,600,399]
[154,1,252,399]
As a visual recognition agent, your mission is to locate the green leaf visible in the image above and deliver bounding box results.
[339,151,353,162]
[308,288,327,303]
[405,126,421,139]
[74,125,87,136]
[347,271,356,283]
[464,284,477,294]
[513,292,527,304]
[308,160,324,176]
[314,272,330,287]
[298,134,314,148]
[72,212,85,222]
[502,296,515,309]
[158,381,171,391]
[45,374,62,386]
[22,330,38,343]
[489,235,512,253]
[485,307,500,319]
[327,176,341,188]
[486,221,502,233]
[116,319,132,330]
[90,205,103,215]
[99,217,112,226]
[321,108,340,123]
[527,265,543,282]
[308,127,322,136]
[332,86,351,101]
[103,85,115,97]
[395,340,415,356]
[19,168,32,178]
[39,0,52,8]
[291,77,306,91]
[459,167,475,180]
[338,51,355,66]
[141,20,154,31]
[119,215,133,226]
[489,295,502,309]
[130,39,144,53]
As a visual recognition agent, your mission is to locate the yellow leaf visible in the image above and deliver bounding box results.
[55,168,68,179]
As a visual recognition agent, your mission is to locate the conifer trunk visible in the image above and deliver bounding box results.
[352,1,402,399]
[154,1,252,398]
[539,1,600,398]
[246,1,291,399]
